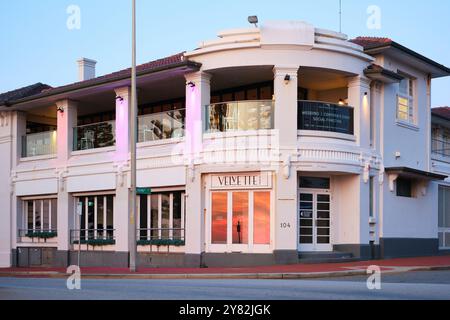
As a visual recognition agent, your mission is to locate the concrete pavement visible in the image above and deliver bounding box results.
[1,255,449,280]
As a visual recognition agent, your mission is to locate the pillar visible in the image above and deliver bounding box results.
[348,76,371,148]
[55,100,77,266]
[184,71,211,266]
[113,87,132,259]
[273,66,299,263]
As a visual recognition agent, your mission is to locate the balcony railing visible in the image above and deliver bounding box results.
[137,228,185,246]
[432,138,450,158]
[73,121,116,151]
[205,100,274,133]
[298,101,354,135]
[70,229,116,246]
[22,131,57,158]
[138,109,185,143]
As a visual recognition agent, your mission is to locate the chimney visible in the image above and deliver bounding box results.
[77,58,97,81]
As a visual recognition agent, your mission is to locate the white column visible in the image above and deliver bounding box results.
[184,72,211,265]
[113,87,132,254]
[114,87,131,162]
[0,111,14,267]
[55,100,78,256]
[348,76,371,148]
[273,66,299,262]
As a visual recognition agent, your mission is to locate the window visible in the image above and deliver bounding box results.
[75,195,114,243]
[432,126,450,157]
[397,76,415,124]
[369,177,375,217]
[299,177,330,190]
[23,198,57,233]
[438,186,450,248]
[137,191,185,243]
[396,178,413,198]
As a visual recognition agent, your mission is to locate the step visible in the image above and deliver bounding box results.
[298,251,357,264]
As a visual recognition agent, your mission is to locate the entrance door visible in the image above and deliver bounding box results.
[298,191,332,252]
[209,190,271,253]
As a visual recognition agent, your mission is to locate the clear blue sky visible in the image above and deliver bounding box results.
[1,0,449,106]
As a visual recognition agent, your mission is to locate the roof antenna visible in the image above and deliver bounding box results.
[339,0,342,33]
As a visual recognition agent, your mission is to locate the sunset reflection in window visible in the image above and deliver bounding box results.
[212,192,227,244]
[254,192,270,245]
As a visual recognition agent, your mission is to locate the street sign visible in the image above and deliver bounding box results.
[136,187,151,195]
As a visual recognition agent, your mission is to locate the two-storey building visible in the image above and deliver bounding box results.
[0,20,449,268]
[431,107,450,251]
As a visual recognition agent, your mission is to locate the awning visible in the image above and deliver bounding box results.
[385,167,447,181]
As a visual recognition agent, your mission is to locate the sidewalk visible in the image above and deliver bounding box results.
[1,255,449,280]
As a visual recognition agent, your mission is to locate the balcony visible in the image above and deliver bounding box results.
[21,131,57,158]
[73,121,116,151]
[298,101,354,136]
[138,109,185,143]
[205,100,274,133]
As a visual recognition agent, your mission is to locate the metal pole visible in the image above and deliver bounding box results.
[129,0,137,272]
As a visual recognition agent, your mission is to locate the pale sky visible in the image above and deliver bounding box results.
[1,0,449,106]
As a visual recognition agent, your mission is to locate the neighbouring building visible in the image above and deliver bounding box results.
[431,107,450,251]
[0,20,449,268]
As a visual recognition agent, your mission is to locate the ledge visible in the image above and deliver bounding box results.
[20,154,56,162]
[396,121,420,132]
[71,146,116,156]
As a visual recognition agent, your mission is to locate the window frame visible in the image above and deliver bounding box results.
[397,73,416,125]
[22,198,57,233]
[137,191,186,242]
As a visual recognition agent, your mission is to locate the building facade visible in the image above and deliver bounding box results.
[431,107,450,251]
[0,21,449,268]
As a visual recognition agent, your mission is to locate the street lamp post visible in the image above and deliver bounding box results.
[129,0,138,272]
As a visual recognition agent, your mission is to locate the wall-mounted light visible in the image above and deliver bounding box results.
[186,81,196,88]
[115,95,124,102]
[338,99,345,105]
[57,106,65,113]
[364,92,368,96]
[248,15,258,28]
[284,74,291,85]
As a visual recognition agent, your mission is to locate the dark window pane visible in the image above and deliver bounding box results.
[300,194,313,201]
[300,227,313,236]
[396,178,413,198]
[299,177,330,189]
[300,236,313,244]
[317,195,330,202]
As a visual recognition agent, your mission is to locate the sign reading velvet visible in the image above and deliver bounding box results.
[298,101,354,135]
[211,172,272,190]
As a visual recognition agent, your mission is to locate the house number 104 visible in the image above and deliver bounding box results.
[280,223,291,229]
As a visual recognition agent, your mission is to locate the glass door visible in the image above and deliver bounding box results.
[299,191,332,252]
[209,190,271,253]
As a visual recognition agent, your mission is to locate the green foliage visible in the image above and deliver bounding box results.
[73,239,116,246]
[26,231,57,239]
[137,239,185,247]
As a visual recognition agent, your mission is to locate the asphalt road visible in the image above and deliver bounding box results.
[0,270,449,300]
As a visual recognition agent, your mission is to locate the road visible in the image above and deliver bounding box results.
[0,270,449,300]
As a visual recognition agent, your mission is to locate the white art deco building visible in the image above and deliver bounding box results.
[0,20,449,268]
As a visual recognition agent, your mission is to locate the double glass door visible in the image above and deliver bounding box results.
[298,191,332,252]
[209,190,271,253]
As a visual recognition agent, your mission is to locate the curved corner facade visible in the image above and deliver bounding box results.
[0,20,448,268]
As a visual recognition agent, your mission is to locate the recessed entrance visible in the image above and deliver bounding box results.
[298,177,332,252]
